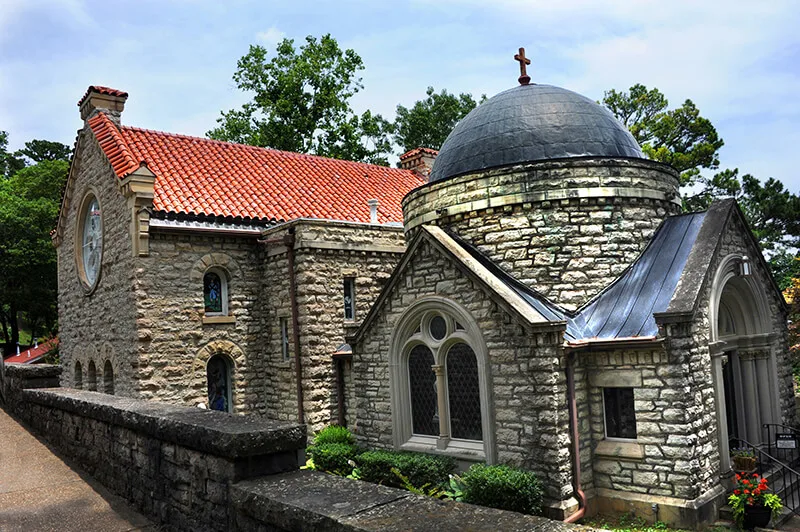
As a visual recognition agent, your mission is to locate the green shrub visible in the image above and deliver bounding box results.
[313,425,355,445]
[461,464,543,515]
[355,450,456,489]
[309,443,359,474]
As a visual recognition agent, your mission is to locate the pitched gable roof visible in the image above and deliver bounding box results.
[350,225,559,345]
[86,112,425,224]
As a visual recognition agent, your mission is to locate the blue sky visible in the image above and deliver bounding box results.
[1,0,798,192]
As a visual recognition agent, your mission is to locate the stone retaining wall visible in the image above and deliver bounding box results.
[1,364,588,532]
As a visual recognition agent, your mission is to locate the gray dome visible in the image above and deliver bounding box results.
[429,84,644,182]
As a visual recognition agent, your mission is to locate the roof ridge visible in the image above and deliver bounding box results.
[121,124,421,175]
[88,113,139,178]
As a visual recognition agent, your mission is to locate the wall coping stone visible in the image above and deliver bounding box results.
[232,469,591,532]
[21,388,306,459]
[4,363,62,379]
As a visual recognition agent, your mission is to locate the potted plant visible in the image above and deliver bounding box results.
[731,448,757,472]
[728,473,782,530]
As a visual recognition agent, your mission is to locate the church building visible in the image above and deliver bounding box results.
[55,50,794,528]
[346,59,794,525]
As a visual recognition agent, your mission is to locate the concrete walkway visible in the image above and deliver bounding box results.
[0,406,154,532]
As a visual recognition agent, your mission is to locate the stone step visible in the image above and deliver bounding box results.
[719,505,734,521]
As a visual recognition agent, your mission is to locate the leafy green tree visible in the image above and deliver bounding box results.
[392,87,485,153]
[0,138,68,354]
[602,84,724,188]
[208,34,392,165]
[603,84,800,283]
[15,139,72,165]
[0,130,24,179]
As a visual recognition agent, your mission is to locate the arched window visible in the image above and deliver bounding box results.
[207,355,232,412]
[74,361,83,389]
[87,361,97,391]
[390,298,494,462]
[103,360,114,395]
[408,345,437,436]
[203,269,228,316]
[446,343,482,441]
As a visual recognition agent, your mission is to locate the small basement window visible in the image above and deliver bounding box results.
[603,387,637,439]
[343,278,355,320]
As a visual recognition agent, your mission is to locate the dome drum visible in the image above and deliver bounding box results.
[403,157,680,233]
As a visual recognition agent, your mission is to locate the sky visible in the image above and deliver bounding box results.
[1,0,799,192]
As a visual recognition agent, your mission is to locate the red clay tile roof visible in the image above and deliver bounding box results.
[87,113,425,224]
[78,86,129,107]
[400,147,439,159]
[4,338,58,365]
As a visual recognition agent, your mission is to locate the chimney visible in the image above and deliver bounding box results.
[399,147,438,181]
[78,85,129,125]
[368,199,379,224]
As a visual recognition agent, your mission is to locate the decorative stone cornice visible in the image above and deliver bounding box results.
[118,163,155,257]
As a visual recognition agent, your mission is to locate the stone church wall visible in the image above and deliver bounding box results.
[262,221,406,432]
[57,128,139,397]
[132,231,266,414]
[402,158,681,310]
[352,239,574,501]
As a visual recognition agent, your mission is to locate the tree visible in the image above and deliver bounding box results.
[15,139,72,165]
[0,133,68,355]
[602,84,724,188]
[603,84,800,282]
[208,34,392,165]
[392,87,485,153]
[0,130,24,179]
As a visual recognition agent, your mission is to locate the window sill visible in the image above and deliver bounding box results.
[400,439,485,463]
[595,440,645,460]
[202,315,236,325]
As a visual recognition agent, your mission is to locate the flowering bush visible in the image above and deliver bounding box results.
[728,472,782,526]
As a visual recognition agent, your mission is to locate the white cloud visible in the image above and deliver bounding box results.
[256,26,286,47]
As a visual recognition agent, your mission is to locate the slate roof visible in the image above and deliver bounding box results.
[86,112,425,224]
[454,211,707,341]
[429,84,644,182]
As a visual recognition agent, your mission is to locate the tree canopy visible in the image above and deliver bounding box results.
[602,84,800,287]
[208,34,392,166]
[0,132,70,354]
[392,87,485,154]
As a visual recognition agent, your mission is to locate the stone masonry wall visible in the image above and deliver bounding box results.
[352,237,574,501]
[57,126,138,397]
[132,231,266,413]
[402,158,681,310]
[9,387,304,532]
[261,221,406,432]
[583,346,707,500]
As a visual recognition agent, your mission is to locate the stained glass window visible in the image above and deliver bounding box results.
[446,343,482,440]
[207,355,231,412]
[408,345,437,436]
[603,387,637,439]
[81,196,102,287]
[204,272,223,314]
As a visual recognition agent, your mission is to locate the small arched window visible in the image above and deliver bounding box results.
[74,361,83,389]
[103,360,114,395]
[203,269,228,316]
[446,343,482,441]
[87,361,97,391]
[408,345,437,436]
[207,355,232,412]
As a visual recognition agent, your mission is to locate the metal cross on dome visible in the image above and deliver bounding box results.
[514,47,531,85]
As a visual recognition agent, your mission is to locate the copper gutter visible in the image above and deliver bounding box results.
[285,228,305,424]
[564,350,587,523]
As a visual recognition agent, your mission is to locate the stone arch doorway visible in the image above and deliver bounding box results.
[710,255,778,470]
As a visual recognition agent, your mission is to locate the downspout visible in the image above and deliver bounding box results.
[335,356,347,426]
[285,228,305,424]
[564,350,587,523]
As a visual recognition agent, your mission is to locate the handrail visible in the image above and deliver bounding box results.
[730,437,800,520]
